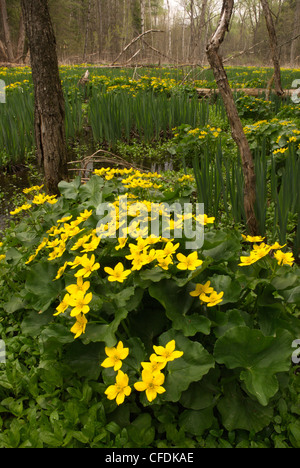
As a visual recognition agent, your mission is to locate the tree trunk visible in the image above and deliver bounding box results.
[21,0,69,195]
[198,0,208,64]
[260,0,284,96]
[290,0,300,65]
[206,0,259,236]
[83,0,92,62]
[16,10,26,63]
[0,0,14,62]
[189,0,195,62]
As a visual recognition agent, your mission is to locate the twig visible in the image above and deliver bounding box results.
[111,29,164,65]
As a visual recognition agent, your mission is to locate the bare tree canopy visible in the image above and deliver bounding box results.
[0,0,299,66]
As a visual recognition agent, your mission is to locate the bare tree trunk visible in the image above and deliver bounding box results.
[97,0,103,61]
[198,0,208,64]
[140,0,145,35]
[206,0,259,236]
[83,0,92,62]
[260,0,284,96]
[21,0,69,195]
[0,0,14,62]
[165,0,172,58]
[290,0,300,65]
[16,10,26,63]
[189,0,195,62]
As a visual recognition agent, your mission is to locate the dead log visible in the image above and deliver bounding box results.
[195,87,299,98]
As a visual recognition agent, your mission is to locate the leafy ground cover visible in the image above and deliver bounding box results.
[0,167,299,448]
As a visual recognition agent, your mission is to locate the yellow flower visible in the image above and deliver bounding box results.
[75,254,100,278]
[69,291,93,317]
[163,241,180,257]
[242,234,265,243]
[66,276,90,296]
[274,250,294,266]
[31,194,48,205]
[156,253,173,270]
[0,254,6,262]
[270,242,286,250]
[71,234,92,251]
[101,341,129,371]
[57,215,72,224]
[104,262,131,283]
[55,261,69,280]
[115,237,128,250]
[130,252,149,271]
[104,370,132,405]
[141,355,166,373]
[70,313,88,339]
[238,254,258,266]
[78,209,93,222]
[195,214,215,225]
[10,204,32,215]
[23,184,44,194]
[176,251,203,271]
[80,236,101,253]
[54,293,71,316]
[134,369,166,402]
[200,290,224,307]
[152,340,184,365]
[252,243,272,259]
[190,281,214,297]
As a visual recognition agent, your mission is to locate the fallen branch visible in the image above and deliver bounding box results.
[196,87,299,98]
[111,29,164,65]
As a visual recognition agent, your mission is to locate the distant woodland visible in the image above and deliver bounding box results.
[0,0,300,66]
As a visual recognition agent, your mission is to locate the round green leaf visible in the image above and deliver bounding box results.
[214,326,293,406]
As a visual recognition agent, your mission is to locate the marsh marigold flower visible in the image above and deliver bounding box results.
[70,313,88,339]
[101,341,129,371]
[274,250,294,266]
[66,276,90,296]
[190,281,214,297]
[134,369,166,402]
[69,290,93,317]
[242,234,265,243]
[200,290,224,307]
[152,340,184,365]
[104,262,131,283]
[105,370,131,405]
[54,293,71,316]
[75,254,100,278]
[176,251,203,271]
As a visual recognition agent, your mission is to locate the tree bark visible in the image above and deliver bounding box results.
[21,0,69,195]
[206,0,259,236]
[198,0,208,64]
[83,0,92,62]
[0,0,14,62]
[290,0,300,65]
[260,0,284,96]
[16,10,26,63]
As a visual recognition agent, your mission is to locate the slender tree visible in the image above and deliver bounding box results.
[21,0,69,195]
[290,0,300,65]
[206,0,259,235]
[0,0,14,62]
[260,0,284,96]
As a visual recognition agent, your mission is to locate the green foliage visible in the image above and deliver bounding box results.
[0,169,299,448]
